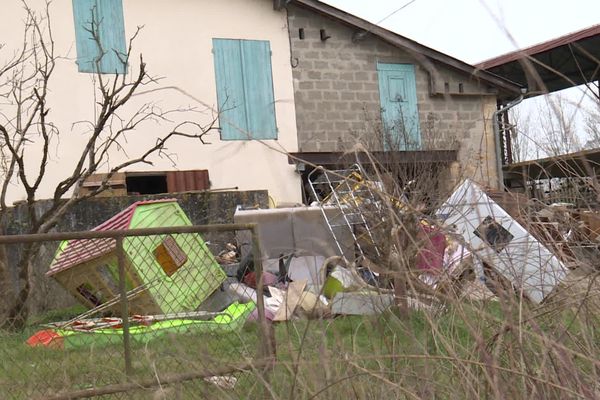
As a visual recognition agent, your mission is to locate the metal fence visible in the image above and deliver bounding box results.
[0,224,273,399]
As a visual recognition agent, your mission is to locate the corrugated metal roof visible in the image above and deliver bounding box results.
[47,199,176,276]
[477,24,600,69]
[476,24,600,94]
[166,170,209,193]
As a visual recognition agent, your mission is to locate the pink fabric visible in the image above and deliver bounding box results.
[243,271,279,289]
[416,224,447,273]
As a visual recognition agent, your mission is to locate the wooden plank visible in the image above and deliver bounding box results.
[273,280,307,321]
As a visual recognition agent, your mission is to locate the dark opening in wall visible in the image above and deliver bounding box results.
[126,174,168,195]
[80,169,210,197]
[299,28,305,39]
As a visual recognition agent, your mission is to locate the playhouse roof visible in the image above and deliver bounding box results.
[47,199,177,276]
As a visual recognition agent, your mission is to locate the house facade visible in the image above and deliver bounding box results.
[0,0,302,205]
[280,0,522,193]
[0,0,522,206]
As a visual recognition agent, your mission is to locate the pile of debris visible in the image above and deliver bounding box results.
[227,165,573,319]
[28,165,600,348]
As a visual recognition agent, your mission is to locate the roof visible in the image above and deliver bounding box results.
[503,148,600,183]
[476,24,600,95]
[282,0,523,97]
[47,199,176,276]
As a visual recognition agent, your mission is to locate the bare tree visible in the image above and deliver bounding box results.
[508,106,534,162]
[534,93,582,156]
[583,96,600,148]
[0,1,217,330]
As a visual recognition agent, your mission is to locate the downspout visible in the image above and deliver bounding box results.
[493,91,525,190]
[273,0,293,10]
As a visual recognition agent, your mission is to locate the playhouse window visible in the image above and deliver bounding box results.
[154,236,188,277]
[76,283,103,306]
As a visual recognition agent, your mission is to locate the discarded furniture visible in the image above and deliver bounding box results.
[331,291,394,315]
[234,205,354,261]
[47,199,226,314]
[438,179,567,303]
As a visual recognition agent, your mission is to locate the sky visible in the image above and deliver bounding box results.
[323,0,600,159]
[322,0,600,65]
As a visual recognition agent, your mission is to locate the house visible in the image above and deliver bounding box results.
[278,0,523,197]
[0,0,522,207]
[1,0,301,204]
[48,199,226,314]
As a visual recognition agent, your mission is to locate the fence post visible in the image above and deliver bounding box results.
[251,225,275,362]
[116,237,133,377]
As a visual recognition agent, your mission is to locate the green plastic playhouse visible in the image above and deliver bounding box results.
[47,199,226,315]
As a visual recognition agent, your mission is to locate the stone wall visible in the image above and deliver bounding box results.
[287,4,500,188]
[3,190,268,315]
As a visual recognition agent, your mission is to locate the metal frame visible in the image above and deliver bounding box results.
[308,165,384,260]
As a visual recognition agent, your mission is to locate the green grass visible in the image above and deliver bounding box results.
[1,300,599,399]
[0,309,261,399]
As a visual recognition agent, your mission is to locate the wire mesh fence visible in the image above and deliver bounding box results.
[3,162,600,399]
[0,224,272,399]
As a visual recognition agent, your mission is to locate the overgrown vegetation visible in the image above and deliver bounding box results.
[2,295,600,399]
[0,2,599,400]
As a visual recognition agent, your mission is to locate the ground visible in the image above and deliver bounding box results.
[1,298,598,399]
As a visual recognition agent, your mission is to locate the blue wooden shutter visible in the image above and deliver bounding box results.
[213,39,249,140]
[241,41,277,140]
[72,0,98,72]
[377,63,421,150]
[213,39,277,140]
[96,0,127,74]
[72,0,126,74]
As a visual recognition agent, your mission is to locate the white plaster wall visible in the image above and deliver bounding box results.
[0,0,301,204]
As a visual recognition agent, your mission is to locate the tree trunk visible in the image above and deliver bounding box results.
[0,241,13,324]
[1,243,36,331]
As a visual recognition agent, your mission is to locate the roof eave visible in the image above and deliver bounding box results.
[476,24,600,70]
[287,0,523,95]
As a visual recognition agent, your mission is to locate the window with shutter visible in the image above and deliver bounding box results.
[72,0,127,74]
[213,39,278,140]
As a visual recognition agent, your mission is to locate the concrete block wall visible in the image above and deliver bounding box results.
[287,4,500,189]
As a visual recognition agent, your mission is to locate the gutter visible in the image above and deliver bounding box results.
[493,91,526,190]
